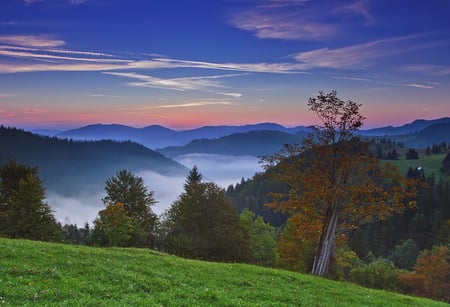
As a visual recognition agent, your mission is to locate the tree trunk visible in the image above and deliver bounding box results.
[311,205,339,276]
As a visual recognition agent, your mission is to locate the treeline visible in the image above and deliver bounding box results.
[0,162,278,266]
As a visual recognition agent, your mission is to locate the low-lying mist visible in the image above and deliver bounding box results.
[47,154,262,226]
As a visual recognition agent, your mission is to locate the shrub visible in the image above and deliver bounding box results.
[350,260,402,291]
[398,246,450,302]
[389,239,420,270]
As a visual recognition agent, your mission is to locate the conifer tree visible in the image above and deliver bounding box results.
[0,161,61,241]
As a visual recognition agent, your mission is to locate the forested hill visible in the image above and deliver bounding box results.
[0,126,187,195]
[157,130,306,158]
[389,123,450,148]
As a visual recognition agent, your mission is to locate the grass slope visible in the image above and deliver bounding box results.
[389,153,447,179]
[1,239,447,306]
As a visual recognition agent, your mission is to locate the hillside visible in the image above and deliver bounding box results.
[389,123,450,148]
[1,238,446,306]
[361,117,450,136]
[158,130,305,158]
[0,126,187,196]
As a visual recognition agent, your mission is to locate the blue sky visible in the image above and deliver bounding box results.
[0,0,449,130]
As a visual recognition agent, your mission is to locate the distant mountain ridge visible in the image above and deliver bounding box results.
[30,117,450,153]
[360,117,450,136]
[54,123,309,149]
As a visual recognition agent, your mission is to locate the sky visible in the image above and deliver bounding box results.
[0,0,449,130]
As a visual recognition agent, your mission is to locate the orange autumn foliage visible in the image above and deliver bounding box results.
[399,246,450,302]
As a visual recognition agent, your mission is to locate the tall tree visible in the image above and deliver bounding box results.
[165,167,251,262]
[262,91,416,276]
[0,161,61,241]
[100,169,157,247]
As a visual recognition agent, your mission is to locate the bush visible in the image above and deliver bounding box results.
[350,260,402,291]
[399,246,450,302]
[389,239,419,270]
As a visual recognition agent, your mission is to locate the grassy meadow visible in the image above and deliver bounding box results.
[390,153,447,179]
[1,238,448,306]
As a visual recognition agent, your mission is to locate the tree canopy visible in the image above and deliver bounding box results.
[262,91,416,276]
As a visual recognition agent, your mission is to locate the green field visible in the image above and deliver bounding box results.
[389,153,447,179]
[0,239,447,306]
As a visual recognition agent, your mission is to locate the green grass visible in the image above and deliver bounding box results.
[1,239,448,306]
[388,153,447,179]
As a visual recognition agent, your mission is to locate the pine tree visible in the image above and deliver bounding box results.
[165,167,251,261]
[0,161,61,241]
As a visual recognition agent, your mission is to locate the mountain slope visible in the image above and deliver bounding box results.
[0,126,187,195]
[157,130,305,158]
[361,117,450,136]
[1,238,445,306]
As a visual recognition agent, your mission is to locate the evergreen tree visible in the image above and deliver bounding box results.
[441,153,450,175]
[0,161,61,241]
[406,148,419,160]
[165,167,251,262]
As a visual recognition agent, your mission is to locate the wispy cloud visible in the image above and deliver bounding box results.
[0,110,15,118]
[0,37,307,75]
[218,92,242,98]
[332,76,371,82]
[229,0,375,41]
[88,94,123,98]
[147,100,235,109]
[333,0,374,25]
[0,49,129,63]
[0,93,13,98]
[0,35,65,48]
[401,64,450,76]
[103,71,244,92]
[24,0,45,4]
[24,108,49,114]
[293,34,434,69]
[404,83,435,89]
[229,6,336,40]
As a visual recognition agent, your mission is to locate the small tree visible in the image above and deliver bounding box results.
[0,161,61,241]
[441,153,450,175]
[240,208,278,266]
[406,148,419,160]
[100,169,157,247]
[91,202,143,247]
[389,239,420,270]
[262,91,416,276]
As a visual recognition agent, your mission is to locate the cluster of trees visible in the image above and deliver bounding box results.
[0,161,277,264]
[426,142,449,155]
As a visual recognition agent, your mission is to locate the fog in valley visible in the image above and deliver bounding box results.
[47,154,262,226]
